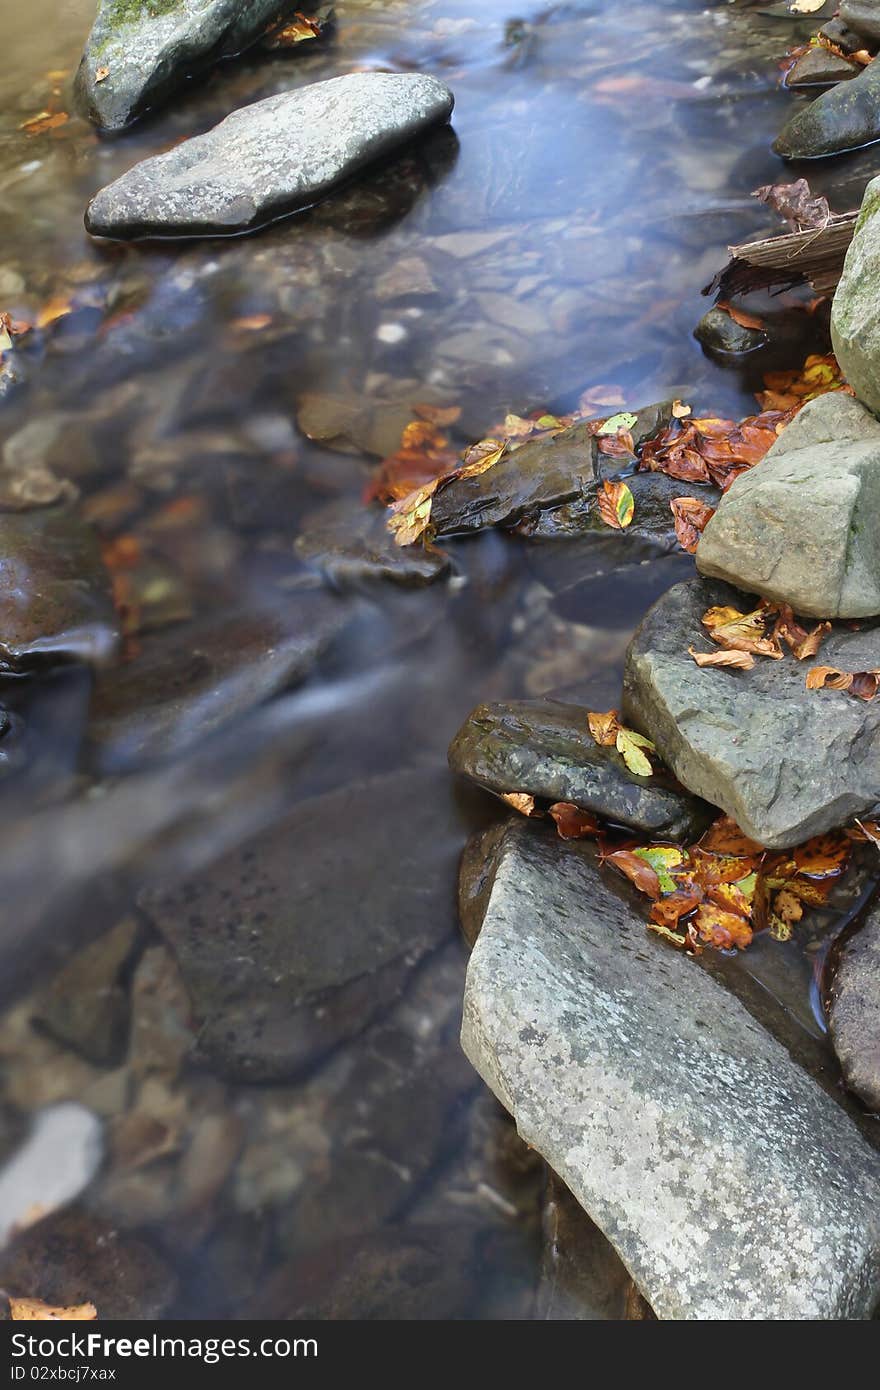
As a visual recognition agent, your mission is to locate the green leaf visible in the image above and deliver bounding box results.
[598,411,638,436]
[633,846,686,894]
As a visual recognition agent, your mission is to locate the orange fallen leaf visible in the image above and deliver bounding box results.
[702,601,783,659]
[500,792,539,817]
[413,403,462,426]
[807,665,880,700]
[95,66,109,83]
[232,313,272,331]
[9,1298,97,1321]
[548,802,601,839]
[717,300,765,332]
[36,295,73,330]
[670,496,715,553]
[597,479,634,530]
[693,902,753,951]
[587,709,621,746]
[774,605,830,661]
[688,645,755,671]
[605,848,662,900]
[699,816,764,857]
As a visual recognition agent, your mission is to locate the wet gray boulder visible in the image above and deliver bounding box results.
[774,56,880,158]
[295,498,450,588]
[694,306,765,357]
[139,767,465,1082]
[461,822,880,1319]
[448,699,711,841]
[76,0,289,132]
[0,508,119,670]
[431,402,671,536]
[786,47,860,88]
[623,574,880,848]
[85,72,455,239]
[696,392,880,618]
[829,903,880,1111]
[832,175,880,417]
[840,0,880,44]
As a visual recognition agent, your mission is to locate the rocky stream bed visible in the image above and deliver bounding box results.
[1,0,880,1324]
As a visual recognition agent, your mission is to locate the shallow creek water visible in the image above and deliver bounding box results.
[0,0,878,1320]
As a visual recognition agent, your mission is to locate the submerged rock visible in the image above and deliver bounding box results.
[85,73,455,239]
[76,0,289,132]
[139,768,464,1082]
[31,919,139,1067]
[431,402,671,537]
[696,392,880,618]
[88,594,347,771]
[295,499,450,588]
[461,822,880,1319]
[0,508,119,670]
[786,47,860,88]
[829,903,880,1111]
[624,575,880,848]
[694,306,765,357]
[774,57,880,158]
[448,699,711,841]
[832,175,880,417]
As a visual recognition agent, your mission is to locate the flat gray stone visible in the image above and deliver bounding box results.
[76,0,288,132]
[448,699,711,841]
[774,56,880,158]
[623,574,880,848]
[85,72,455,239]
[786,47,860,89]
[832,175,880,417]
[461,822,880,1319]
[696,392,880,618]
[829,902,880,1111]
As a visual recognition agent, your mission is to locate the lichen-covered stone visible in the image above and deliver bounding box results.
[85,73,455,238]
[623,574,880,848]
[461,822,880,1319]
[829,901,880,1111]
[832,175,880,417]
[774,56,880,158]
[696,392,880,617]
[448,698,711,841]
[76,0,286,132]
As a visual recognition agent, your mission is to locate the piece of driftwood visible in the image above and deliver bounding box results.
[704,214,857,300]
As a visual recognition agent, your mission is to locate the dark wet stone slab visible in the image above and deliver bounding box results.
[295,498,450,588]
[829,901,880,1111]
[87,593,348,772]
[458,819,514,948]
[786,47,860,88]
[449,698,712,841]
[774,56,880,158]
[0,508,119,671]
[537,1172,645,1320]
[138,767,464,1082]
[0,1208,176,1320]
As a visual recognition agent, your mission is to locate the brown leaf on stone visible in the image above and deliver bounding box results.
[702,601,783,659]
[9,1297,97,1320]
[597,480,634,529]
[699,816,764,857]
[548,802,601,839]
[605,848,662,900]
[806,665,880,699]
[716,300,765,331]
[688,645,755,671]
[670,496,715,553]
[500,791,540,817]
[752,179,831,233]
[587,709,621,746]
[774,605,831,661]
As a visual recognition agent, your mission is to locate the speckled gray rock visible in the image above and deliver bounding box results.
[840,0,880,44]
[829,902,880,1112]
[623,575,880,848]
[461,822,880,1320]
[76,0,289,132]
[448,699,711,841]
[85,72,455,238]
[832,176,880,417]
[774,56,880,158]
[696,392,880,618]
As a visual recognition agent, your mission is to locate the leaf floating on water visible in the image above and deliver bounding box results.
[587,709,621,746]
[20,109,69,135]
[693,902,753,951]
[500,791,540,817]
[548,802,601,839]
[9,1298,97,1321]
[670,496,715,553]
[688,645,755,671]
[615,726,655,777]
[597,480,635,530]
[792,832,850,878]
[267,10,331,45]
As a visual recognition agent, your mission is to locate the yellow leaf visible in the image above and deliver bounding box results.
[616,727,654,777]
[9,1298,97,1321]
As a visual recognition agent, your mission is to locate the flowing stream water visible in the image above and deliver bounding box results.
[0,0,878,1320]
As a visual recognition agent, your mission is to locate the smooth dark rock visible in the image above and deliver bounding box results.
[139,768,463,1082]
[694,306,766,357]
[0,1208,176,1320]
[88,594,348,772]
[840,0,880,44]
[774,56,880,158]
[448,698,712,841]
[624,575,880,848]
[829,902,880,1111]
[537,1173,646,1320]
[85,73,455,239]
[431,402,672,537]
[462,822,880,1319]
[295,498,450,588]
[524,468,719,552]
[819,16,869,54]
[31,919,138,1067]
[76,0,294,132]
[458,820,513,949]
[786,47,860,88]
[0,508,119,670]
